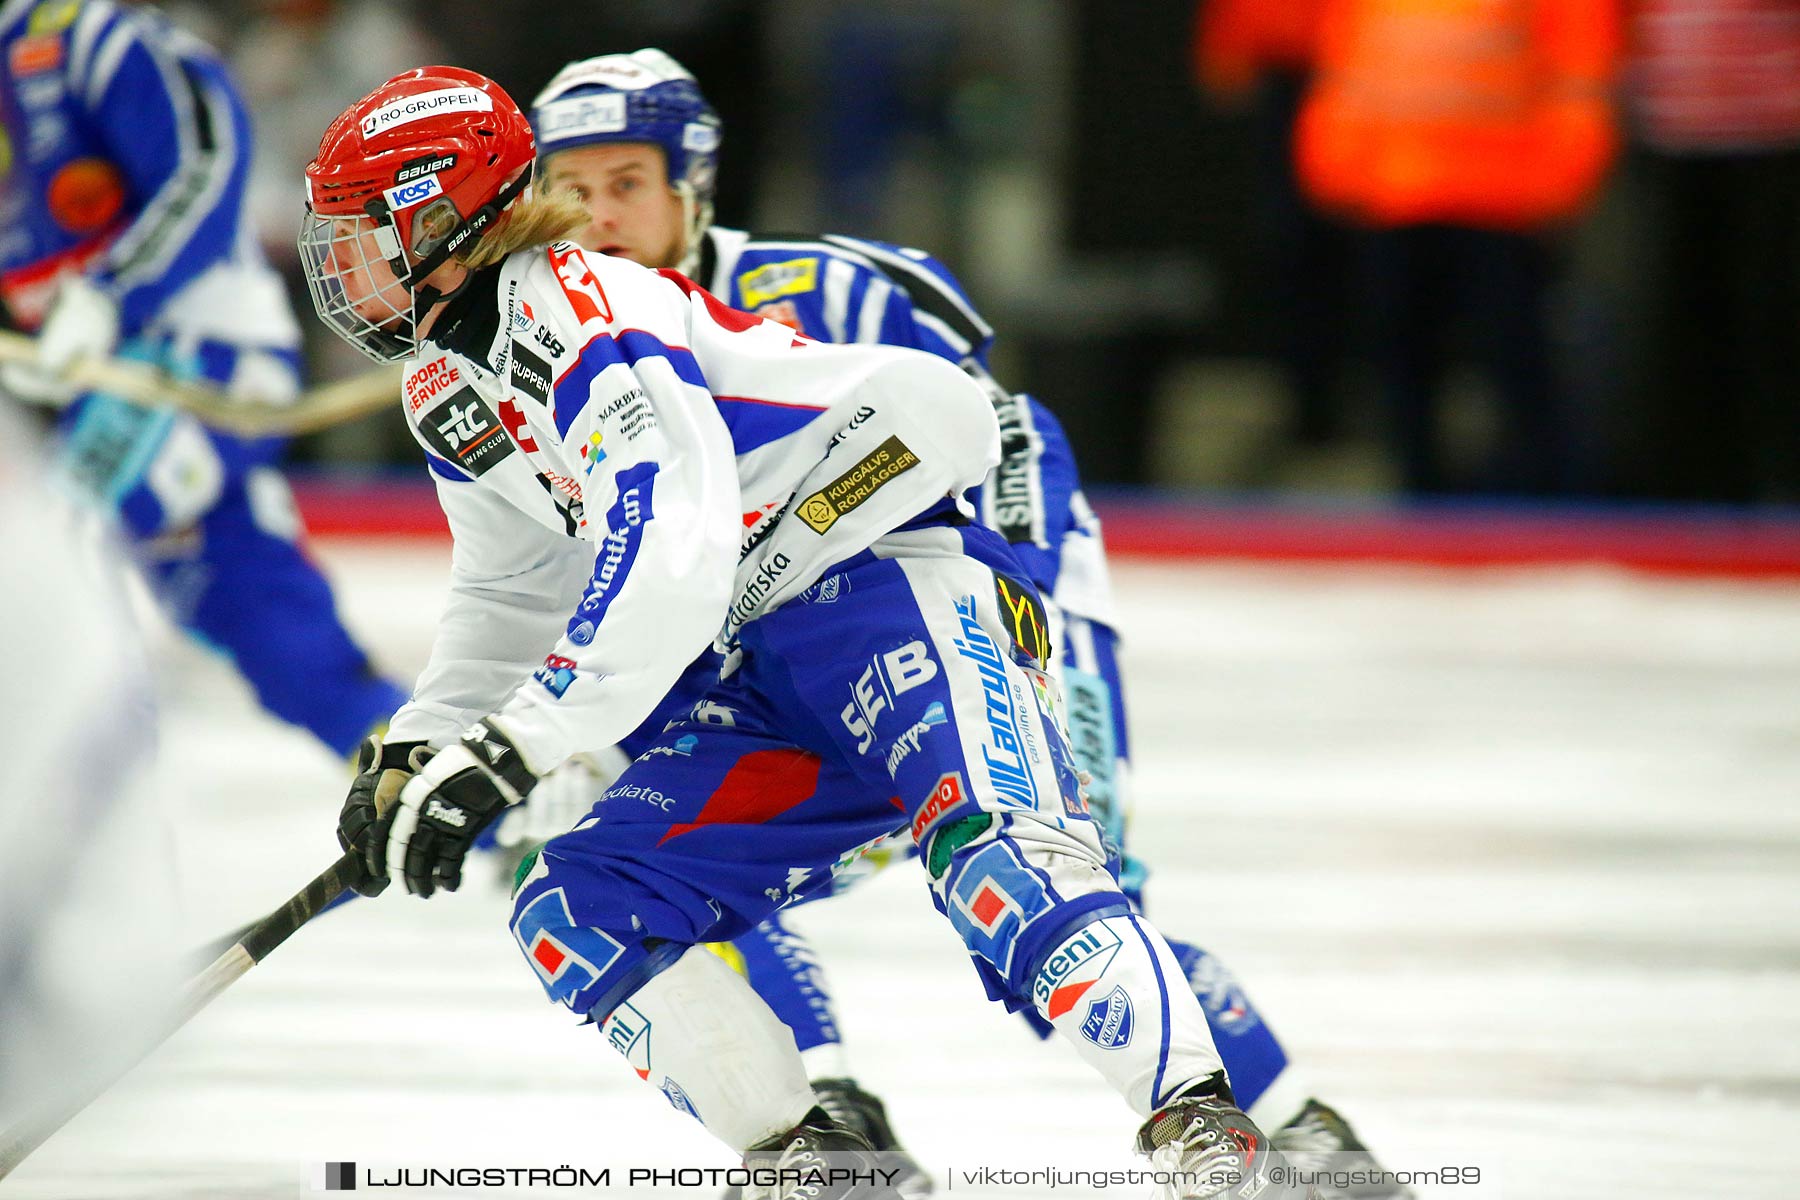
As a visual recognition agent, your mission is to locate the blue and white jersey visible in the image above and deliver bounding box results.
[696,227,1116,628]
[385,243,1000,774]
[0,0,296,358]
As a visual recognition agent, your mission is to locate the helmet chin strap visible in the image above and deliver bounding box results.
[673,181,713,277]
[397,169,534,343]
[409,270,477,336]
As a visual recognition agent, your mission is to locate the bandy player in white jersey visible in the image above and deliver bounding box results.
[523,49,1408,1200]
[301,67,1313,1200]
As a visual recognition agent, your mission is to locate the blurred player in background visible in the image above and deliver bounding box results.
[0,0,405,758]
[306,65,1313,1200]
[0,405,181,1135]
[528,50,1408,1200]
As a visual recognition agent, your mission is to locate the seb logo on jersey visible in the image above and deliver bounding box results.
[840,641,939,755]
[419,388,516,476]
[549,243,613,325]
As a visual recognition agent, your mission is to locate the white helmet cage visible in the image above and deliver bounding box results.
[298,210,418,363]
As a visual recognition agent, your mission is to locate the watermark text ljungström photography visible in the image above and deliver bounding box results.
[314,1149,1501,1193]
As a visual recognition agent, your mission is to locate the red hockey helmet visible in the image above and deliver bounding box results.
[300,66,536,361]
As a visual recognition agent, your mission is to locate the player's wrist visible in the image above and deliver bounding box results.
[478,701,571,782]
[456,720,539,801]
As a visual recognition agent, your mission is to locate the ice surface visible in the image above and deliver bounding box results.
[6,544,1796,1198]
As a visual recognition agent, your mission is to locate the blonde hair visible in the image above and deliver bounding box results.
[455,189,589,270]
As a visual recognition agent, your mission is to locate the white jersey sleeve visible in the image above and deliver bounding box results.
[385,475,594,749]
[658,270,1001,642]
[479,253,745,774]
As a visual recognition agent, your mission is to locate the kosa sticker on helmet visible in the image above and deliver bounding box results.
[382,173,444,211]
[361,87,494,137]
[535,94,628,142]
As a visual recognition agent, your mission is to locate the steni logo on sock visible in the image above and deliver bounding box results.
[1034,921,1123,1020]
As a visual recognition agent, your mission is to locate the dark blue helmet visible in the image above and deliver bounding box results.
[530,50,721,218]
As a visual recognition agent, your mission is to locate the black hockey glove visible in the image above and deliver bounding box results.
[372,722,539,898]
[337,734,433,897]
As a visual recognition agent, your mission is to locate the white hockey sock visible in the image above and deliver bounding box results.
[1032,913,1228,1116]
[600,945,817,1152]
[799,1041,852,1081]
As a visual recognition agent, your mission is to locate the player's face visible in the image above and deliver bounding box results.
[541,143,686,270]
[326,217,410,328]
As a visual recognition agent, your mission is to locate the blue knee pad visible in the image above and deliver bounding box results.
[925,814,1128,1012]
[510,852,688,1022]
[511,878,686,1022]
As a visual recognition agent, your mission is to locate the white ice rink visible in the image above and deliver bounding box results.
[7,540,1799,1199]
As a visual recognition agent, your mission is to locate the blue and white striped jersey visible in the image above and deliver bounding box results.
[695,226,1116,628]
[0,0,296,351]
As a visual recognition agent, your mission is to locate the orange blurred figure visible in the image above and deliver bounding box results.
[1297,0,1623,231]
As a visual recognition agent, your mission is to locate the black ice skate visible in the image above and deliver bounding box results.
[1271,1098,1415,1200]
[726,1082,931,1199]
[1136,1076,1318,1200]
[739,1106,901,1200]
[809,1078,933,1197]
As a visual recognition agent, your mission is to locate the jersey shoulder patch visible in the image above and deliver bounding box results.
[414,383,516,478]
[544,242,615,329]
[735,253,820,308]
[725,235,883,337]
